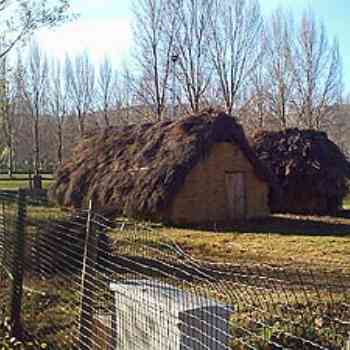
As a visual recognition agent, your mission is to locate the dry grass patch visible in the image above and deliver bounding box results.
[156,214,350,272]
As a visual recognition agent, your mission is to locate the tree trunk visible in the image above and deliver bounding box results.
[57,123,63,164]
[103,108,110,127]
[33,116,40,177]
[78,110,85,138]
[226,103,233,115]
[306,102,313,129]
[32,113,42,191]
[7,130,14,178]
[8,142,13,178]
[156,104,162,121]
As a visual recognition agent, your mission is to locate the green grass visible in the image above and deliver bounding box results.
[0,174,53,190]
[343,195,350,209]
[159,224,350,271]
[0,179,53,190]
[1,190,350,348]
[0,277,79,350]
[0,173,53,179]
[109,214,350,273]
[11,187,350,273]
[2,205,350,349]
[107,216,350,349]
[27,206,67,222]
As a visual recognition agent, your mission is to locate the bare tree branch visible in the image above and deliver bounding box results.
[22,40,49,176]
[291,10,343,130]
[209,0,263,114]
[97,55,120,127]
[0,0,75,59]
[65,51,95,138]
[48,58,69,164]
[132,0,178,120]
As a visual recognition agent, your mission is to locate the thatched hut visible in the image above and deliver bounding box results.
[252,128,350,215]
[50,110,273,225]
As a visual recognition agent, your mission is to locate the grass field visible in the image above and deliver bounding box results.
[106,212,350,275]
[13,181,350,278]
[156,217,350,271]
[2,195,350,349]
[0,174,53,190]
[107,214,350,349]
[21,190,350,272]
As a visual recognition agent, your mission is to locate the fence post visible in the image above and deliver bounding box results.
[111,297,117,350]
[79,200,97,350]
[10,189,27,339]
[0,200,7,284]
[0,200,5,264]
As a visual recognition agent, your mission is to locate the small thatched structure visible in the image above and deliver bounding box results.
[252,128,350,215]
[50,110,273,225]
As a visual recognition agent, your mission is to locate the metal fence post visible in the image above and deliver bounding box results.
[10,189,27,339]
[79,200,97,350]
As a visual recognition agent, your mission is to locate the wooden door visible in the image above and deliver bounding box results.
[225,172,246,220]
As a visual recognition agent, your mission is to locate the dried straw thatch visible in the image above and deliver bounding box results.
[50,110,272,221]
[252,128,350,215]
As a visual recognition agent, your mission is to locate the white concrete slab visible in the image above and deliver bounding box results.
[109,280,233,350]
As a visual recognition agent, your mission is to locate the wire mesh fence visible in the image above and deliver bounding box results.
[0,190,349,349]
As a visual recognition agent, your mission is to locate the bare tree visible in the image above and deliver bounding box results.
[132,0,178,120]
[243,54,270,129]
[48,58,68,165]
[291,10,343,130]
[0,0,74,59]
[65,51,95,137]
[115,64,139,124]
[172,0,214,113]
[0,53,18,176]
[97,55,119,127]
[263,9,295,129]
[22,41,48,180]
[209,0,263,114]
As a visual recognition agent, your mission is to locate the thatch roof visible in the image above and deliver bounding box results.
[50,110,272,219]
[252,128,350,214]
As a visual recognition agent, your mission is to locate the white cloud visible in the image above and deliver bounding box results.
[36,18,133,66]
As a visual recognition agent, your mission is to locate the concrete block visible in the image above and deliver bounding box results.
[109,280,233,350]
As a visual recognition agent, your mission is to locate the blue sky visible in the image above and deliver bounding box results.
[37,0,350,92]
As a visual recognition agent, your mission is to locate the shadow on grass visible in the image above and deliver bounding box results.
[176,211,350,237]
